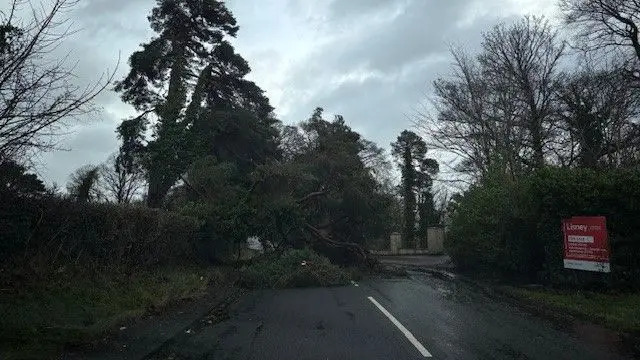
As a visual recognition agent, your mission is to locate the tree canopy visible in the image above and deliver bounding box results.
[173,107,397,264]
[391,130,439,248]
[115,0,278,207]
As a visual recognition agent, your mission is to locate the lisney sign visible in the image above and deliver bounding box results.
[562,216,610,273]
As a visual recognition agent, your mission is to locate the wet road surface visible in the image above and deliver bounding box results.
[145,272,632,360]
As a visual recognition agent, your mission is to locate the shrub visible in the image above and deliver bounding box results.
[445,171,537,277]
[446,167,640,288]
[176,159,258,263]
[0,194,201,285]
[530,168,640,288]
[239,248,350,289]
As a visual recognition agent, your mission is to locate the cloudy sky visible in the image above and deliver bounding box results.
[33,0,558,185]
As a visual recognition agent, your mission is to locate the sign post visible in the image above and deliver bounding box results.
[562,216,610,273]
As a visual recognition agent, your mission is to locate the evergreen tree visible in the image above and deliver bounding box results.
[391,130,438,248]
[115,0,278,207]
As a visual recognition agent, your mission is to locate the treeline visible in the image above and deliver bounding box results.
[425,2,640,288]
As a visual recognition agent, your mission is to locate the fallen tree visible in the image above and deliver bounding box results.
[174,110,396,267]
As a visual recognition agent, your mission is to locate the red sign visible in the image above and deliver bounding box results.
[562,216,610,273]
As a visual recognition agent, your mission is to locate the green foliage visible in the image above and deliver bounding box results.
[239,248,350,289]
[213,108,397,265]
[190,109,280,175]
[115,0,240,111]
[391,130,438,248]
[0,194,201,284]
[294,110,397,251]
[174,108,398,266]
[115,0,278,207]
[0,160,45,196]
[446,171,535,275]
[530,167,640,287]
[250,160,311,249]
[447,167,640,287]
[178,158,255,262]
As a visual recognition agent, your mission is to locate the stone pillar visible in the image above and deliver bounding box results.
[390,232,401,254]
[426,227,444,254]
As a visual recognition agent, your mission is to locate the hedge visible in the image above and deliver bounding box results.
[531,168,640,288]
[0,193,201,285]
[445,170,537,276]
[446,167,640,289]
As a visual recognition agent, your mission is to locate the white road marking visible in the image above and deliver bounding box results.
[350,280,359,287]
[367,296,432,358]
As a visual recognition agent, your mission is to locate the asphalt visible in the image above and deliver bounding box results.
[142,270,633,360]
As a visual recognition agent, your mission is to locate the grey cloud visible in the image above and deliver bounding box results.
[77,0,149,18]
[323,1,468,74]
[277,0,479,105]
[66,121,119,154]
[327,0,396,20]
[75,0,152,41]
[38,114,120,185]
[38,0,152,112]
[285,55,451,146]
[279,2,509,154]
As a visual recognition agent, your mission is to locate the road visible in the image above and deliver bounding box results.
[144,268,633,360]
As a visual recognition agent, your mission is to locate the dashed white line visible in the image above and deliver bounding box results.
[367,296,432,358]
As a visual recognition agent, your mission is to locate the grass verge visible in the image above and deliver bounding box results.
[0,266,222,359]
[505,287,640,333]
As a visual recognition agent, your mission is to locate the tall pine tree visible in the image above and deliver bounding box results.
[115,0,278,207]
[391,130,438,248]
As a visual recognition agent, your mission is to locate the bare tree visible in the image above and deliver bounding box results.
[98,153,145,204]
[556,61,640,168]
[479,16,565,169]
[421,48,526,180]
[0,0,115,161]
[423,49,492,178]
[560,0,640,64]
[418,17,566,180]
